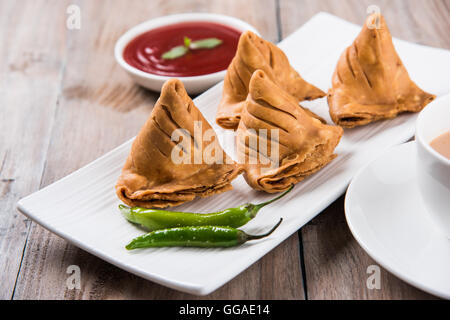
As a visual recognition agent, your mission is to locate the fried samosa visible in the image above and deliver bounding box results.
[237,70,343,193]
[216,31,326,130]
[328,14,435,128]
[116,79,242,208]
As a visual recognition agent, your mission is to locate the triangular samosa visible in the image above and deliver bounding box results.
[327,14,435,128]
[116,79,242,208]
[216,31,326,130]
[237,70,343,193]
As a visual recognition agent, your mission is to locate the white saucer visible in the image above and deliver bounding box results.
[345,142,450,299]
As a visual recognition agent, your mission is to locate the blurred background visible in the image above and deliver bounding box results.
[0,0,448,300]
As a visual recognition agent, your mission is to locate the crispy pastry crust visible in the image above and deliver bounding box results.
[328,14,435,128]
[116,79,242,208]
[216,31,325,130]
[238,70,343,193]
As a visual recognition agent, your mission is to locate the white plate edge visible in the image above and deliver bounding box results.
[344,141,450,299]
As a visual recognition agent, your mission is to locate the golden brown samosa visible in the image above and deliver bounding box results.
[237,70,343,193]
[216,31,326,130]
[116,79,242,208]
[328,14,435,128]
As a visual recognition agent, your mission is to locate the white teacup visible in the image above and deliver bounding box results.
[416,94,450,239]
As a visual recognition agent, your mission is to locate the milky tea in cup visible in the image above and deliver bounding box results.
[416,95,450,239]
[430,130,450,160]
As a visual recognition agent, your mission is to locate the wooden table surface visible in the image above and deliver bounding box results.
[1,0,448,300]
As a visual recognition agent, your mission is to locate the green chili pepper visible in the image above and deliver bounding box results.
[125,218,283,249]
[119,185,293,231]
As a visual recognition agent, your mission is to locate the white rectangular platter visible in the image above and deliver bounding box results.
[17,12,450,295]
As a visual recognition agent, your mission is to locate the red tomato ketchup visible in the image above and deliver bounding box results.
[123,21,241,77]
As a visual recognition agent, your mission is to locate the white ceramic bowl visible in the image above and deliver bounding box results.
[416,94,450,239]
[115,13,259,94]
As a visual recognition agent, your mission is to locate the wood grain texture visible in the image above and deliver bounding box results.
[11,0,304,300]
[279,0,450,49]
[0,0,70,299]
[300,197,435,299]
[2,0,448,300]
[278,0,449,299]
